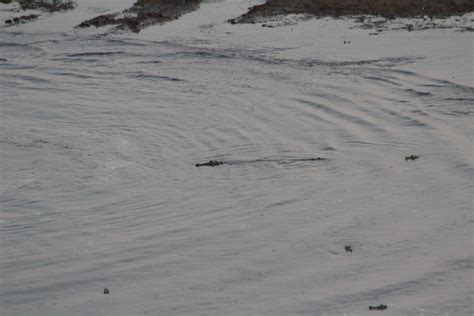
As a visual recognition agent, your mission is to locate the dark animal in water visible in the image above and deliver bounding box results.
[405,155,419,161]
[345,245,353,253]
[195,160,224,167]
[195,157,327,168]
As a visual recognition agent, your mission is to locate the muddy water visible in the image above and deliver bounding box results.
[0,1,473,315]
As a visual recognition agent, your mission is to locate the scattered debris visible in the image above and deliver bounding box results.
[344,245,353,253]
[195,160,224,167]
[405,155,419,161]
[103,288,110,295]
[369,304,388,311]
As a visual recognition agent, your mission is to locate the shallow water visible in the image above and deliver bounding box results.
[0,1,473,315]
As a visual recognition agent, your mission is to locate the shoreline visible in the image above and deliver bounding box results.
[3,0,473,32]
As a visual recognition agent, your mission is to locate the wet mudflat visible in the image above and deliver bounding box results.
[0,1,473,315]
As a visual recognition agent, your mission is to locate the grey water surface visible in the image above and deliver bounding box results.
[1,4,473,315]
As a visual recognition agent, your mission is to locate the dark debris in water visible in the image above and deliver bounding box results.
[369,304,388,311]
[103,288,110,295]
[405,154,419,161]
[344,245,353,253]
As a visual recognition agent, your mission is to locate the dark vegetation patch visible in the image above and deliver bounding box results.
[0,0,76,12]
[2,0,75,25]
[77,0,202,33]
[229,0,474,24]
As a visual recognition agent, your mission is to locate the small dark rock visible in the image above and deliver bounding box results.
[103,288,110,295]
[345,245,353,253]
[405,155,419,161]
[369,304,387,311]
[195,160,224,168]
